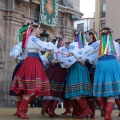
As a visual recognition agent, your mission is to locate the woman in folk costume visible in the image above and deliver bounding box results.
[84,30,106,118]
[9,39,27,116]
[9,22,59,119]
[92,27,120,120]
[9,25,29,116]
[61,32,88,117]
[84,30,103,119]
[65,30,92,119]
[112,38,120,117]
[41,35,68,118]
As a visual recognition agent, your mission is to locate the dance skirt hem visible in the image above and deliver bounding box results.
[9,57,50,96]
[93,57,120,97]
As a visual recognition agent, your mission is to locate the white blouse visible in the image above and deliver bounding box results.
[58,45,77,68]
[26,36,58,53]
[71,40,120,63]
[9,43,27,60]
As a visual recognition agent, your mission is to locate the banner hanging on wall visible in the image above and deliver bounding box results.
[40,0,59,27]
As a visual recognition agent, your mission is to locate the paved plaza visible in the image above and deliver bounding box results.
[0,108,120,120]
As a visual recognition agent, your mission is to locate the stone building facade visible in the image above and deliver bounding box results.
[0,0,82,107]
[95,0,120,39]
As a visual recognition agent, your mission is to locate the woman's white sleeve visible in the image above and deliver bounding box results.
[71,41,100,61]
[9,43,22,59]
[114,41,120,61]
[31,37,58,52]
[82,41,100,61]
[87,52,99,64]
[59,56,76,68]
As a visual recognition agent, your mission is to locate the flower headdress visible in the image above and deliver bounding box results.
[18,21,40,50]
[99,27,116,56]
[85,30,98,42]
[74,30,86,48]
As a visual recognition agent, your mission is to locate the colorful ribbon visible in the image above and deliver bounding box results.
[99,33,116,56]
[18,25,29,41]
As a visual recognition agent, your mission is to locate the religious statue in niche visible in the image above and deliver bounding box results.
[46,0,53,15]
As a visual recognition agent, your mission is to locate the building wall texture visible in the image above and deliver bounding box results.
[94,0,101,37]
[73,0,80,11]
[0,0,82,107]
[74,18,94,31]
[95,0,120,39]
[106,0,120,39]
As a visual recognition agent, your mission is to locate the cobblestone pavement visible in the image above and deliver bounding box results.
[0,108,119,120]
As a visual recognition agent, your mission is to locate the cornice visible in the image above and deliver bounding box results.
[58,5,83,17]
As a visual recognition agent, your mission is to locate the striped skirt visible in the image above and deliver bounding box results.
[9,53,50,96]
[45,63,67,99]
[65,62,92,99]
[93,55,120,97]
[9,60,23,96]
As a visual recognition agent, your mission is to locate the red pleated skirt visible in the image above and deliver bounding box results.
[10,56,50,96]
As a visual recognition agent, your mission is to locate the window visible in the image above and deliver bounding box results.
[77,23,84,32]
[102,2,106,12]
[101,0,106,18]
[59,0,63,5]
[101,20,106,29]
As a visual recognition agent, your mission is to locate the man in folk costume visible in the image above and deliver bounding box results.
[93,27,120,120]
[9,22,62,119]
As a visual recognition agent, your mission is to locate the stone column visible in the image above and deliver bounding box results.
[106,0,120,39]
[95,0,101,37]
[62,13,73,41]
